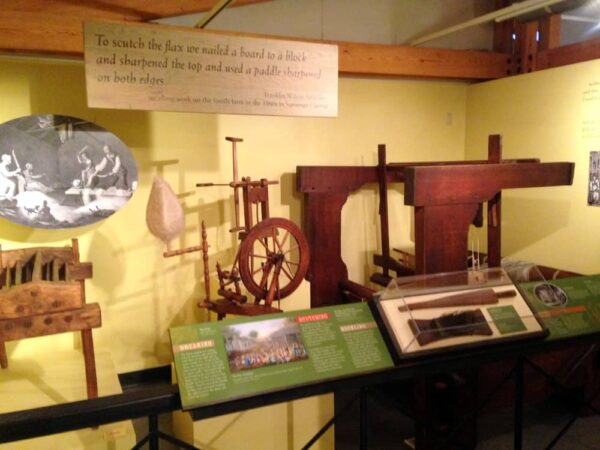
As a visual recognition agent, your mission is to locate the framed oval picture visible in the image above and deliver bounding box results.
[0,114,137,228]
[533,282,568,307]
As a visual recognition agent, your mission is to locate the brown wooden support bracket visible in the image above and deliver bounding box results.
[494,8,599,76]
[539,14,561,51]
[516,20,539,74]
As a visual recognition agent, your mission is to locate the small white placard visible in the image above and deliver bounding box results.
[84,22,338,117]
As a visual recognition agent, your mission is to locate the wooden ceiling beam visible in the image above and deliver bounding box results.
[0,9,511,81]
[0,0,271,54]
[1,1,598,80]
[337,42,509,80]
[537,36,600,70]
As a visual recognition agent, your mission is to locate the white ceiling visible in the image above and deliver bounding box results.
[157,0,600,50]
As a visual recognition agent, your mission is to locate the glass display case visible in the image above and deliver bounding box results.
[375,267,549,359]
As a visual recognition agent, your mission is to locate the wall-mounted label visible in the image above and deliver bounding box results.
[0,114,137,229]
[84,21,338,117]
[582,80,600,141]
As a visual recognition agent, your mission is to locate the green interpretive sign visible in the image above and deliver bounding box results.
[519,275,600,339]
[170,303,394,410]
[487,305,527,334]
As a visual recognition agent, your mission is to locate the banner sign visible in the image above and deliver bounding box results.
[170,303,393,409]
[84,21,338,117]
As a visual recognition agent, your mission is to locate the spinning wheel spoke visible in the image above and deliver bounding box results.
[280,265,294,281]
[257,237,270,253]
[272,232,299,277]
[282,254,297,277]
[274,230,290,252]
[283,260,299,268]
[248,253,268,260]
[279,244,300,256]
[251,266,265,276]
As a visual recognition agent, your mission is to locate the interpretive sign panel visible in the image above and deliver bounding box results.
[170,303,393,410]
[84,21,338,117]
[520,275,600,339]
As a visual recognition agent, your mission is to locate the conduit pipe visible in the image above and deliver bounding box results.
[411,0,567,46]
[195,0,235,28]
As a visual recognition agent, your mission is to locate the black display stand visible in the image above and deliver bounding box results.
[1,330,599,449]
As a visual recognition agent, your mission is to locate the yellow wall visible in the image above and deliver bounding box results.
[465,59,600,274]
[2,53,597,450]
[0,57,468,449]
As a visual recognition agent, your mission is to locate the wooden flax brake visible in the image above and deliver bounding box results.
[0,239,101,399]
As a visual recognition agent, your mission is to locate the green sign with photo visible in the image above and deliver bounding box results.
[170,303,394,410]
[519,275,600,339]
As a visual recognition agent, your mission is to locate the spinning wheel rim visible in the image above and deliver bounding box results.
[237,217,309,300]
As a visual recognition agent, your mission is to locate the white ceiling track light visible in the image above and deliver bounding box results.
[411,0,568,46]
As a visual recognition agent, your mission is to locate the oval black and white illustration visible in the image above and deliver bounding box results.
[0,114,137,228]
[533,282,568,307]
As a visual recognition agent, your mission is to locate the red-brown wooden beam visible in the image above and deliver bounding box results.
[538,14,561,51]
[404,162,574,207]
[335,42,509,79]
[538,36,600,70]
[487,135,502,268]
[0,2,510,80]
[403,161,574,274]
[515,20,539,74]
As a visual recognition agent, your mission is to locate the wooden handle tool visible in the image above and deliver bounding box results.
[398,288,517,312]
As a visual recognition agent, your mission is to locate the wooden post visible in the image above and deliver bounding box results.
[241,177,253,232]
[80,329,98,399]
[201,220,211,305]
[259,179,270,222]
[487,135,502,267]
[0,343,6,369]
[305,192,350,306]
[414,203,480,274]
[226,137,243,232]
[377,144,390,279]
[516,20,539,74]
[539,14,561,51]
[72,239,99,399]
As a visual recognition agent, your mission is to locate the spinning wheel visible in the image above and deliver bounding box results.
[238,218,310,305]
